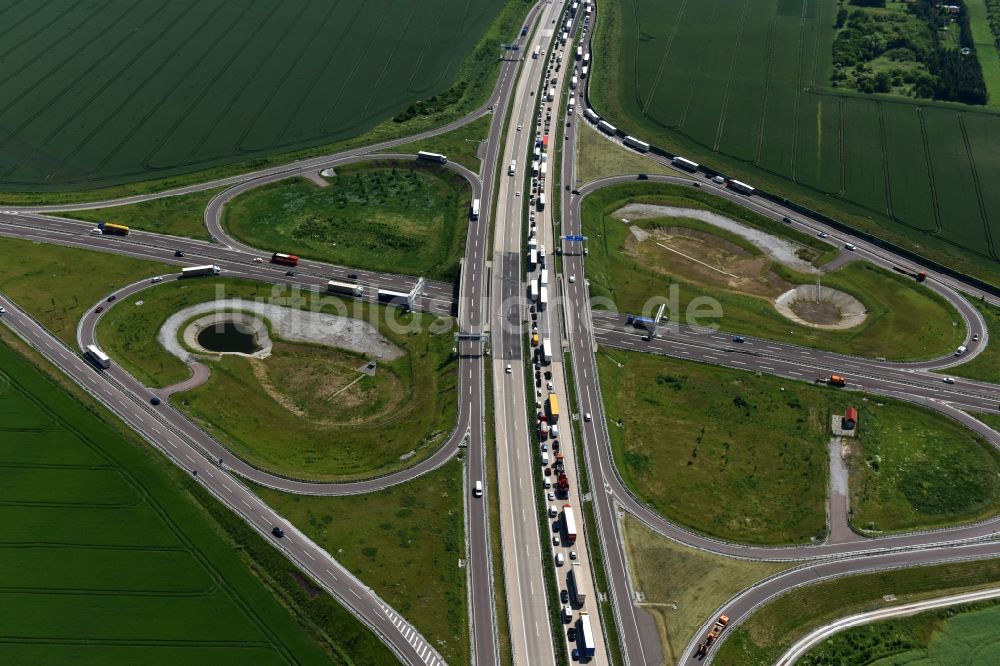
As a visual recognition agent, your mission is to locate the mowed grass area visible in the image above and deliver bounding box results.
[59,188,224,240]
[0,340,337,664]
[97,278,458,481]
[622,517,793,663]
[590,0,1000,285]
[225,161,471,281]
[582,183,964,361]
[573,123,674,186]
[848,402,1000,533]
[949,298,1000,382]
[714,558,1000,666]
[0,235,169,345]
[799,598,1000,665]
[0,0,509,193]
[255,459,467,664]
[388,112,492,172]
[598,351,1000,544]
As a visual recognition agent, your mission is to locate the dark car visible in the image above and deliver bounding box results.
[567,626,577,641]
[733,335,745,343]
[285,271,294,276]
[347,273,358,280]
[107,295,117,302]
[174,250,185,257]
[150,396,161,406]
[782,216,791,223]
[552,440,560,451]
[637,173,648,180]
[561,589,570,603]
[566,184,570,191]
[691,181,701,187]
[94,306,104,313]
[271,526,284,538]
[571,189,580,195]
[544,371,552,380]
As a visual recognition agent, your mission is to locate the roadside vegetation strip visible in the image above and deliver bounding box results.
[0,235,169,347]
[969,0,1000,104]
[0,338,335,664]
[387,113,493,173]
[573,124,673,187]
[589,0,1000,286]
[621,517,794,665]
[97,278,458,481]
[598,350,1000,545]
[223,161,471,282]
[949,298,1000,383]
[580,183,966,361]
[253,459,468,665]
[58,187,225,240]
[713,557,1000,666]
[797,595,1000,665]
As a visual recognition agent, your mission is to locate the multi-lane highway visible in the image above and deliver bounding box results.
[4,0,1000,663]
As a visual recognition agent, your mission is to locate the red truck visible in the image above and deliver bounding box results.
[271,252,299,266]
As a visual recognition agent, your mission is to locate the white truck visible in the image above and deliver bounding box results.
[542,337,552,363]
[181,265,221,277]
[85,344,111,369]
[327,280,363,297]
[509,160,516,176]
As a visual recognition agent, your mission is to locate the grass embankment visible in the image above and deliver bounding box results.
[0,235,168,346]
[622,518,793,663]
[582,183,965,361]
[0,337,355,664]
[59,188,224,240]
[949,298,1000,383]
[254,460,467,664]
[799,597,1000,665]
[599,351,1000,544]
[573,124,673,186]
[224,161,470,282]
[97,278,458,481]
[714,558,1000,666]
[0,0,533,203]
[387,113,492,172]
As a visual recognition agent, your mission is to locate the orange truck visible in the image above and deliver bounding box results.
[696,615,730,656]
[829,375,847,387]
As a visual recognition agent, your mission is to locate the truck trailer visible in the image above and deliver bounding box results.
[727,179,755,195]
[181,265,221,277]
[539,286,548,311]
[98,222,129,236]
[623,135,650,152]
[569,562,587,604]
[585,108,599,123]
[327,280,363,297]
[271,252,298,266]
[577,613,596,657]
[85,344,111,369]
[416,151,448,164]
[672,156,700,172]
[470,198,480,221]
[547,394,560,423]
[377,289,410,308]
[597,120,617,135]
[542,338,552,363]
[562,505,577,544]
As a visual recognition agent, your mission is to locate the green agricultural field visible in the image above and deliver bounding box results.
[582,183,965,361]
[388,113,493,172]
[799,598,1000,666]
[0,0,512,193]
[714,558,1000,666]
[255,459,467,664]
[224,161,471,281]
[96,278,458,480]
[598,350,1000,544]
[573,123,674,186]
[60,188,224,240]
[0,340,337,664]
[0,235,169,345]
[622,518,793,663]
[590,0,1000,284]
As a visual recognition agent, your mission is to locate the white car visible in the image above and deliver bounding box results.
[252,257,264,263]
[0,306,6,314]
[548,491,555,501]
[584,412,592,422]
[973,333,980,341]
[151,276,163,283]
[547,381,554,390]
[517,124,522,131]
[943,377,956,384]
[549,505,558,517]
[555,553,564,566]
[569,275,575,283]
[712,175,725,184]
[569,550,577,560]
[506,364,512,374]
[553,535,561,546]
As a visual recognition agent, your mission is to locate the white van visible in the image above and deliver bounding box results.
[955,345,967,356]
[541,452,549,466]
[844,243,856,251]
[509,160,516,176]
[550,424,560,439]
[474,480,483,497]
[549,505,558,517]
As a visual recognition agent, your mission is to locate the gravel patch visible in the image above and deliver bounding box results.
[158,299,404,363]
[615,203,819,274]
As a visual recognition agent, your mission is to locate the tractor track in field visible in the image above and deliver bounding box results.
[752,18,777,165]
[640,0,688,117]
[959,113,1000,262]
[712,0,750,152]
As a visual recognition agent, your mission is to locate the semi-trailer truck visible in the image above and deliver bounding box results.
[542,338,552,363]
[85,344,111,369]
[539,286,548,311]
[569,562,587,604]
[623,135,650,152]
[416,151,447,164]
[597,120,616,135]
[181,265,221,277]
[562,505,577,544]
[377,289,410,307]
[98,222,129,236]
[547,394,560,423]
[577,613,596,657]
[727,179,755,195]
[470,198,480,220]
[672,156,700,172]
[327,280,363,297]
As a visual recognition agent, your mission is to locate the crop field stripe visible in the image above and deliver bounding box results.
[753,18,778,164]
[917,109,944,234]
[790,0,813,179]
[0,0,79,80]
[958,114,999,261]
[0,0,119,127]
[234,0,343,151]
[359,2,420,119]
[877,102,894,220]
[712,0,750,152]
[960,114,1000,258]
[0,0,54,46]
[17,0,186,181]
[179,1,298,165]
[318,8,390,133]
[640,0,689,116]
[137,3,282,170]
[881,104,938,233]
[52,0,218,179]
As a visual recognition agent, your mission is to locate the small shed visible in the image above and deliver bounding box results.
[843,407,858,430]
